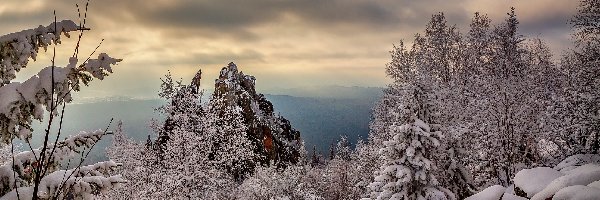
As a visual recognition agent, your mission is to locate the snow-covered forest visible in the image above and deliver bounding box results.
[0,0,599,199]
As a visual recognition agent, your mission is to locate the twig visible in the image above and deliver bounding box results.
[43,101,67,176]
[53,118,113,198]
[72,0,91,59]
[24,140,39,163]
[10,140,21,200]
[32,10,58,200]
[79,39,104,68]
[51,149,77,198]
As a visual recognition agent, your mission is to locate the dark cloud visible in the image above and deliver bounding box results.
[520,12,572,35]
[123,48,265,66]
[0,10,59,33]
[0,0,577,41]
[0,0,581,97]
[286,0,400,27]
[145,1,282,29]
[62,0,438,40]
[93,0,406,41]
[191,49,266,65]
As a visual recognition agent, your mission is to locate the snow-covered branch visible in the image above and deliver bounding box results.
[1,161,125,200]
[0,130,112,197]
[0,52,121,143]
[0,20,82,85]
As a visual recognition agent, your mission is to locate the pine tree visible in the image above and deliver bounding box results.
[368,84,450,200]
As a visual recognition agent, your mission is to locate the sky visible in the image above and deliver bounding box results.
[1,0,579,100]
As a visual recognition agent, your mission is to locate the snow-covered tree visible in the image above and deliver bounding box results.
[101,122,148,199]
[322,136,355,199]
[364,9,568,196]
[106,69,257,199]
[435,128,477,199]
[206,97,258,180]
[550,0,600,156]
[0,7,124,199]
[467,9,549,187]
[236,163,323,200]
[367,83,451,200]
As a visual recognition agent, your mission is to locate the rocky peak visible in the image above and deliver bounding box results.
[211,62,301,166]
[214,62,256,97]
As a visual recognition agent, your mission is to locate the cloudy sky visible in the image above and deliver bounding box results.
[1,0,579,99]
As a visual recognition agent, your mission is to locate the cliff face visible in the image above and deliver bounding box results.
[212,62,301,166]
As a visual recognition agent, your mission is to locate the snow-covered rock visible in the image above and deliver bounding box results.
[514,167,563,197]
[501,193,528,200]
[587,180,600,189]
[469,154,600,200]
[465,185,505,200]
[552,185,600,200]
[555,154,600,173]
[531,164,600,200]
[211,62,302,166]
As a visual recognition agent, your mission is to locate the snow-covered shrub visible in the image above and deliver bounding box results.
[236,164,315,200]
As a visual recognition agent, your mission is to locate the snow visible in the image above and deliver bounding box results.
[0,52,119,141]
[555,154,600,173]
[552,185,600,200]
[514,167,563,197]
[0,130,112,196]
[0,187,34,200]
[501,193,527,200]
[0,18,126,199]
[424,186,450,200]
[465,185,505,200]
[83,53,120,80]
[414,118,431,132]
[0,83,21,116]
[531,164,600,200]
[505,184,515,194]
[1,161,125,200]
[587,180,600,189]
[0,20,78,43]
[0,20,80,85]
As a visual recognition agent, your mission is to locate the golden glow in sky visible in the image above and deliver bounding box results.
[1,0,578,99]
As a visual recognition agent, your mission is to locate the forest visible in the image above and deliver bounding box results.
[0,0,599,199]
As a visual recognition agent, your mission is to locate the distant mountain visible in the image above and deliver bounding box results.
[27,98,163,164]
[24,86,383,163]
[264,85,383,100]
[266,92,381,155]
[263,85,383,154]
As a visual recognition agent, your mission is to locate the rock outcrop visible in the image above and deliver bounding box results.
[211,62,301,167]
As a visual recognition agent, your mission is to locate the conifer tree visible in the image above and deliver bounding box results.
[368,83,449,200]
